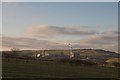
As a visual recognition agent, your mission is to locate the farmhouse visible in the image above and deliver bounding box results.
[70,51,80,59]
[35,50,47,58]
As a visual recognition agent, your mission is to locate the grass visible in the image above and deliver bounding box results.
[2,58,119,79]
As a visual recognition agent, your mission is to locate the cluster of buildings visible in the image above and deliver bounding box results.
[35,50,81,60]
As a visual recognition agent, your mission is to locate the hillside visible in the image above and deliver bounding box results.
[106,58,120,63]
[76,49,119,58]
[2,49,119,59]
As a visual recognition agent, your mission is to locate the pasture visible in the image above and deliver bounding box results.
[2,58,119,79]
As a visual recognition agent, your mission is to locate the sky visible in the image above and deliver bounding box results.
[1,2,118,52]
[1,0,120,2]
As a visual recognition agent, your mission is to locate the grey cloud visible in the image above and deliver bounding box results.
[77,31,118,52]
[2,36,60,50]
[80,31,118,45]
[2,30,118,52]
[2,36,74,50]
[27,25,96,38]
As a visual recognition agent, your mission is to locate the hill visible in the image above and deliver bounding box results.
[2,49,119,60]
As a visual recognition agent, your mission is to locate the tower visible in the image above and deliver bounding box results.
[68,43,74,59]
[42,50,45,57]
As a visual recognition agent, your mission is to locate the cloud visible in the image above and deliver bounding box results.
[77,31,118,52]
[2,36,70,51]
[80,31,118,44]
[26,24,96,38]
[2,36,53,50]
[2,30,118,53]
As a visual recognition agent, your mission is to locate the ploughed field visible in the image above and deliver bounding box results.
[2,58,119,79]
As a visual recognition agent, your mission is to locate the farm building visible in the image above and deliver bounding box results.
[70,51,80,59]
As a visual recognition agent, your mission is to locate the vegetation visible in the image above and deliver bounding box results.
[2,58,119,79]
[2,49,120,79]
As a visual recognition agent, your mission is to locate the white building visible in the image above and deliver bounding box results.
[70,51,80,59]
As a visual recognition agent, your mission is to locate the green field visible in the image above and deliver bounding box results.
[2,58,119,79]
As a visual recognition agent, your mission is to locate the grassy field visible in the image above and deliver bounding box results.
[2,58,119,79]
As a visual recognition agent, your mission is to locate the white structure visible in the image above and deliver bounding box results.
[41,50,45,57]
[70,49,74,58]
[35,50,50,58]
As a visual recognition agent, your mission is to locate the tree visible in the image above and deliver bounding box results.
[11,48,21,61]
[11,48,20,52]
